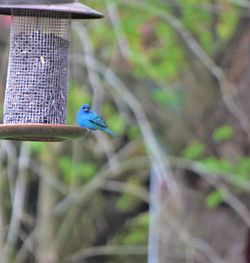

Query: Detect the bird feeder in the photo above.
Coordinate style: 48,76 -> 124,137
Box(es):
0,0 -> 103,141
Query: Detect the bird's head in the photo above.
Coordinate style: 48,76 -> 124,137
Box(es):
82,104 -> 91,113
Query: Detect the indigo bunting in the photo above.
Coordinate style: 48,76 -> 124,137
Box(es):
77,104 -> 115,137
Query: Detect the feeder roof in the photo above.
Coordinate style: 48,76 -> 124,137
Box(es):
0,0 -> 103,19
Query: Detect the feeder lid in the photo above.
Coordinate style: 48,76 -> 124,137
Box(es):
0,124 -> 87,142
0,0 -> 103,19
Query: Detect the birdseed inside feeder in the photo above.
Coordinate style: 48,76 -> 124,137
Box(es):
0,0 -> 103,141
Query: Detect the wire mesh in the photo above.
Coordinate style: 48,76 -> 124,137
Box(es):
4,10 -> 71,124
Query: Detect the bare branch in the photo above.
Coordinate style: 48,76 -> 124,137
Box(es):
124,0 -> 250,136
72,54 -> 182,206
29,160 -> 67,195
36,143 -> 61,263
14,230 -> 36,263
168,157 -> 250,191
73,23 -> 120,171
55,157 -> 149,214
1,141 -> 18,201
106,2 -> 130,58
4,142 -> 30,261
225,0 -> 250,8
0,159 -> 6,262
168,157 -> 250,227
72,23 -> 104,113
101,180 -> 149,203
55,156 -> 148,251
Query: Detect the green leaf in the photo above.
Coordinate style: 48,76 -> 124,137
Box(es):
123,227 -> 147,245
77,162 -> 97,181
122,213 -> 149,245
59,156 -> 73,183
29,142 -> 45,154
108,114 -> 125,134
116,193 -> 138,211
0,106 -> 3,119
234,157 -> 250,178
217,7 -> 241,39
182,141 -> 205,160
151,88 -> 183,109
202,157 -> 231,173
67,82 -> 91,125
127,125 -> 140,139
213,125 -> 234,142
206,190 -> 224,208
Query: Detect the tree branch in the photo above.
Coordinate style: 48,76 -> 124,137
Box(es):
124,0 -> 250,136
4,142 -> 30,261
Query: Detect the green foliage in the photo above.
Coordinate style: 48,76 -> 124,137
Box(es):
217,5 -> 241,39
213,125 -> 234,142
29,142 -> 46,155
234,157 -> 250,179
206,190 -> 224,208
76,162 -> 97,182
179,1 -> 213,51
123,213 -> 149,245
116,180 -> 144,211
182,141 -> 205,160
82,0 -> 240,84
177,0 -> 241,51
67,82 -> 91,125
116,192 -> 138,211
0,106 -> 3,120
113,212 -> 149,245
59,156 -> 97,184
102,103 -> 125,133
0,0 -> 247,260
107,114 -> 125,134
116,4 -> 185,81
59,156 -> 73,184
151,88 -> 183,109
199,156 -> 250,208
127,125 -> 140,140
202,156 -> 232,173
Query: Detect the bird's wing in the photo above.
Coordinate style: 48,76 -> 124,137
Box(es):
88,113 -> 108,128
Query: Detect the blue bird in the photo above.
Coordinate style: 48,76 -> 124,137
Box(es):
77,104 -> 115,137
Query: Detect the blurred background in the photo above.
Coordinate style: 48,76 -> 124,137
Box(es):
0,0 -> 250,262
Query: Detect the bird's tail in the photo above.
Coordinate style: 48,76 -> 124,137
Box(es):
103,128 -> 116,137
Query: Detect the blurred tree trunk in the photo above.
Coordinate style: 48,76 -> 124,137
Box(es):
36,143 -> 61,263
0,167 -> 6,263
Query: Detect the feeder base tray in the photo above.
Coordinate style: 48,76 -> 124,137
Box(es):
0,124 -> 86,142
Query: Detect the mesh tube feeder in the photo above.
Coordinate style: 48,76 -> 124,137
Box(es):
0,0 -> 103,141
